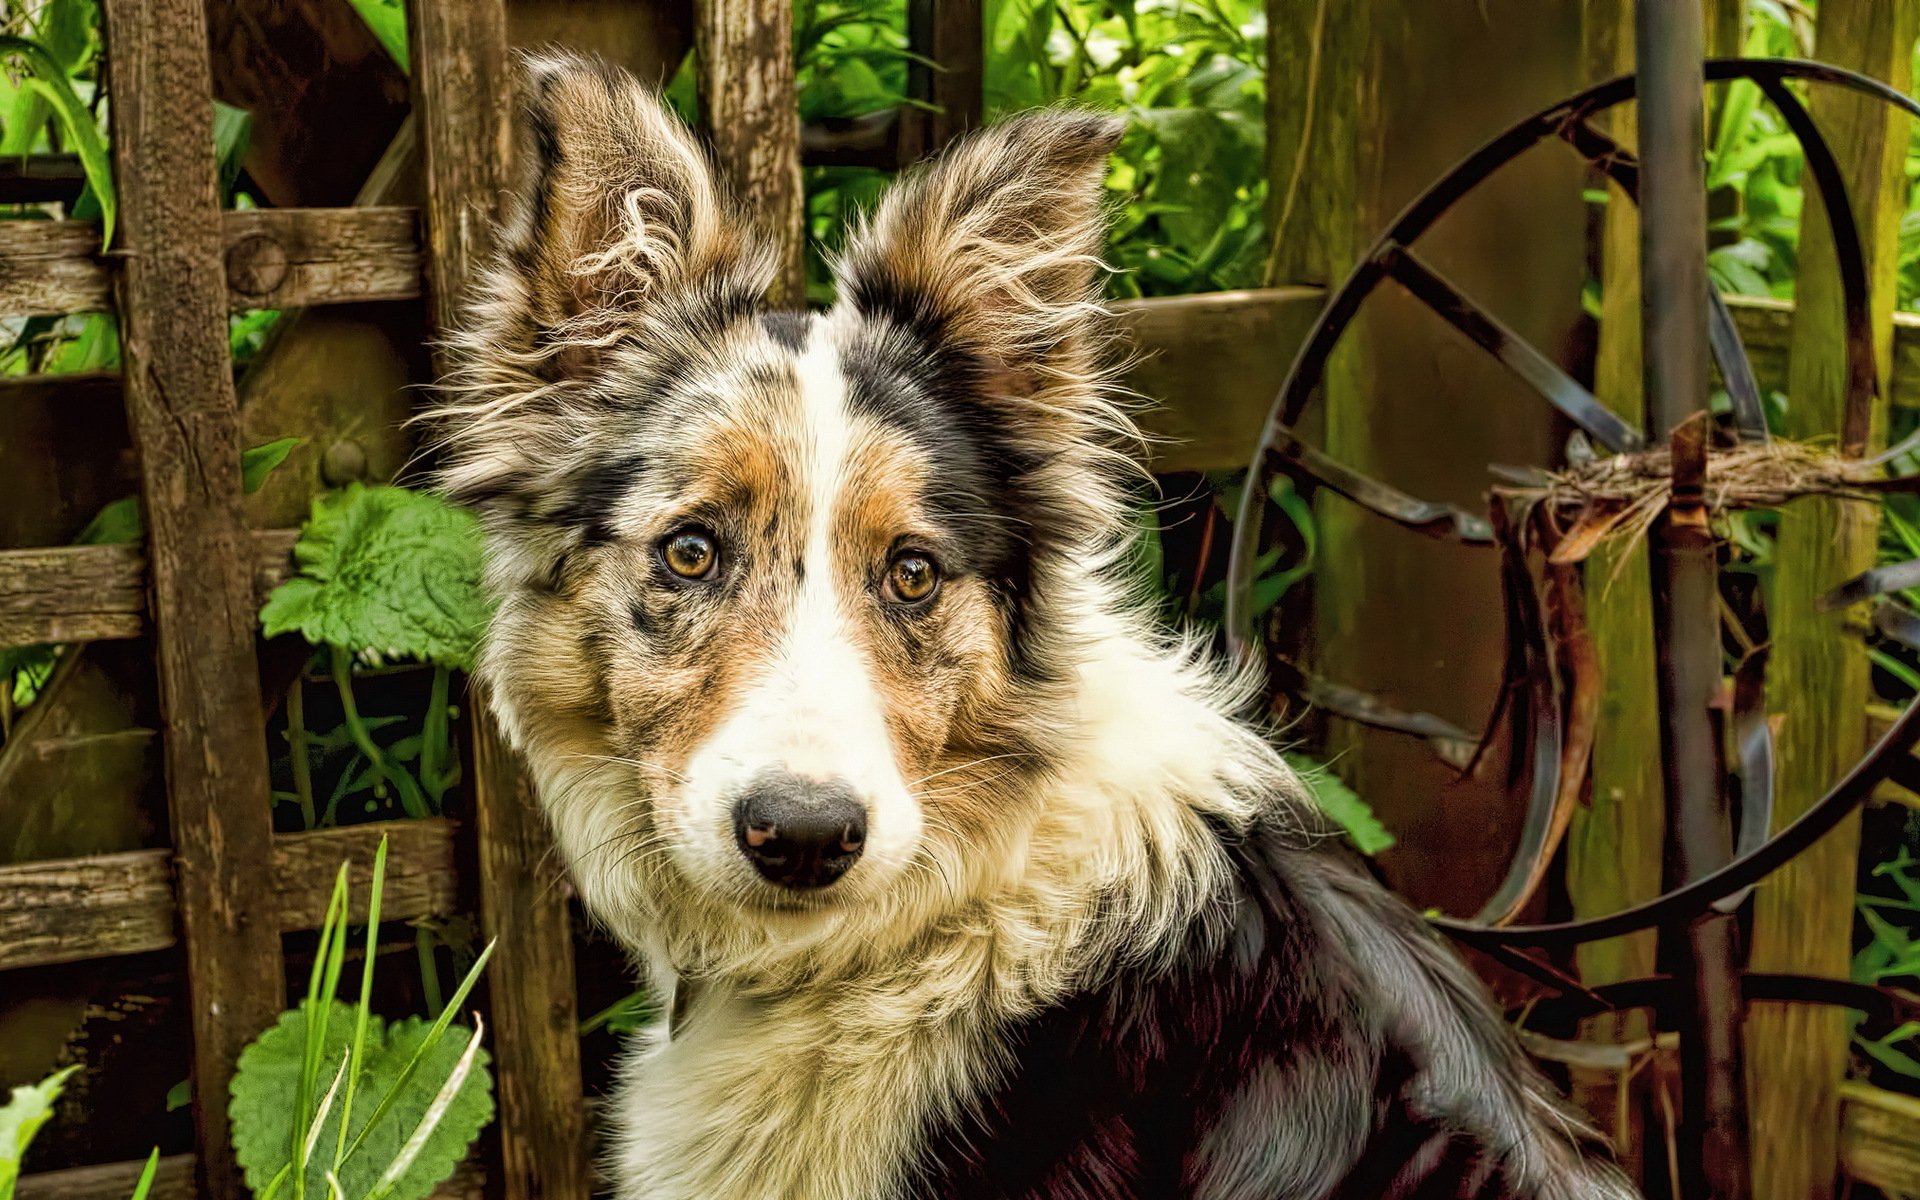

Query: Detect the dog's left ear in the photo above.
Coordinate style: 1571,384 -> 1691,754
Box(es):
832,109 -> 1123,387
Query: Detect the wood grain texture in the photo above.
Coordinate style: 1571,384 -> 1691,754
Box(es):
1746,5 -> 1919,1198
1112,287 -> 1324,474
100,0 -> 287,1193
408,4 -> 590,1197
471,710 -> 590,1200
0,530 -> 297,650
0,818 -> 461,971
1839,1080 -> 1920,1193
899,0 -> 982,162
16,1155 -> 483,1200
407,0 -> 512,341
1562,0 -> 1660,1170
694,0 -> 805,305
0,209 -> 422,317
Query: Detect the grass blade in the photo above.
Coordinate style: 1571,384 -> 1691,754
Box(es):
366,1017 -> 485,1200
333,835 -> 388,1172
126,1148 -> 161,1200
338,939 -> 494,1170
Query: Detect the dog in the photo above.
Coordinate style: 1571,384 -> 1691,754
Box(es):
431,50 -> 1640,1200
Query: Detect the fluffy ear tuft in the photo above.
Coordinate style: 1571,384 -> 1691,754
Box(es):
502,49 -> 771,339
832,109 -> 1124,378
428,52 -> 771,535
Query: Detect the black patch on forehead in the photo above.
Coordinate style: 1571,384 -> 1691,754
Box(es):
759,310 -> 811,351
550,452 -> 645,547
838,319 -> 1058,682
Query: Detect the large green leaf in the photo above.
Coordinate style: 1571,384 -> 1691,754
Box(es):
231,1001 -> 491,1200
260,485 -> 492,670
0,1065 -> 79,1200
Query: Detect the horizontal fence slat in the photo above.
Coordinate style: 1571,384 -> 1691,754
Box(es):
16,1155 -> 483,1200
1841,1080 -> 1920,1192
0,818 -> 461,971
3,290 -> 1915,492
0,530 -> 297,650
0,207 -> 421,318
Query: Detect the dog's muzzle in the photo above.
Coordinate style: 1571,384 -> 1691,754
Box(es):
731,771 -> 867,889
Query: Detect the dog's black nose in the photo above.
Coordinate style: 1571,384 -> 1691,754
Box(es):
732,773 -> 867,889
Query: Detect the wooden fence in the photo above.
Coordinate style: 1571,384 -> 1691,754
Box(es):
4,0 -> 1920,1196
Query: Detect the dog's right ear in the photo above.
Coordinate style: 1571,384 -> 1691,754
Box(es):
500,50 -> 770,341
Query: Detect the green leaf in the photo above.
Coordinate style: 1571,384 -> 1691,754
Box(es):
0,36 -> 114,248
260,484 -> 493,670
127,1148 -> 161,1200
345,0 -> 409,72
0,1065 -> 80,1198
231,1002 -> 492,1200
244,438 -> 303,494
1284,753 -> 1395,855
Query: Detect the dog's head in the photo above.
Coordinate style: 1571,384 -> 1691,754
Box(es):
434,52 -> 1132,965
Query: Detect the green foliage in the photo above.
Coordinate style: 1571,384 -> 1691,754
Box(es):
1284,753 -> 1394,856
261,485 -> 492,673
233,1003 -> 492,1200
580,990 -> 656,1038
0,1065 -> 78,1200
232,840 -> 495,1200
985,0 -> 1269,297
344,0 -> 409,73
0,30 -> 113,247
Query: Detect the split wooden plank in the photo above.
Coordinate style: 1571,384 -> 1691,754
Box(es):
100,0 -> 289,1193
0,818 -> 462,971
1562,0 -> 1662,1171
17,1155 -> 484,1200
407,3 -> 590,1198
694,0 -> 806,306
0,530 -> 298,650
0,208 -> 422,317
1747,4 -> 1920,1197
899,0 -> 983,162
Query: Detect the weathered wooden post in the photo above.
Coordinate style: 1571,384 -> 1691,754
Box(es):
1747,4 -> 1919,1197
99,1 -> 288,1194
407,3 -> 591,1197
694,0 -> 806,306
1262,0 -> 1590,916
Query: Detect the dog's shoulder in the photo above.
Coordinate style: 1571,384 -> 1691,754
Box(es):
914,803 -> 1637,1199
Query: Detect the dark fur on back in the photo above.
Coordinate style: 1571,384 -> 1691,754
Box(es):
917,813 -> 1632,1198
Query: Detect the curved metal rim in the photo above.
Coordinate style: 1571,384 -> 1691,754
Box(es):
1226,57 -> 1920,660
1223,57 -> 1920,951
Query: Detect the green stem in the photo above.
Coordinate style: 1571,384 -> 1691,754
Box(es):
329,645 -> 429,818
419,664 -> 451,813
416,927 -> 444,1016
287,673 -> 316,829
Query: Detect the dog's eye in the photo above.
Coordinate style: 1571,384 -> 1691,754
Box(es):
883,551 -> 940,605
661,529 -> 718,580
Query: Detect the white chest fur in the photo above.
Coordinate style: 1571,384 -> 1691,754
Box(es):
610,981 -> 1001,1200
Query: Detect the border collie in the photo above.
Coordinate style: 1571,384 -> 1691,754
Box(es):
432,50 -> 1639,1200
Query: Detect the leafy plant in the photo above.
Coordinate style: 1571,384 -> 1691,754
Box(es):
231,838 -> 495,1200
261,485 -> 489,823
0,1065 -> 78,1200
0,29 -> 112,246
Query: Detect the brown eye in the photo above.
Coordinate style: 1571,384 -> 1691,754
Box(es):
884,552 -> 940,605
661,529 -> 717,580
